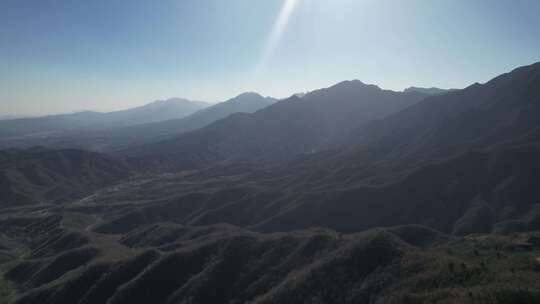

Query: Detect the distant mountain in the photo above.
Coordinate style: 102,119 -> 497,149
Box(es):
403,86 -> 456,95
101,98 -> 209,126
0,98 -> 208,140
96,92 -> 277,148
183,92 -> 277,128
125,81 -> 427,170
0,147 -> 130,207
0,93 -> 274,152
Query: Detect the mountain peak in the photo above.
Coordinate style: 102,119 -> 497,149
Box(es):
332,79 -> 381,91
234,92 -> 264,99
335,79 -> 365,86
223,92 -> 277,105
302,80 -> 382,99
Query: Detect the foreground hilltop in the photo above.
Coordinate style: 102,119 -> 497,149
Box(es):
2,214 -> 539,304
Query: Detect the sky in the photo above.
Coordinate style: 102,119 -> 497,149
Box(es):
1,0 -> 539,116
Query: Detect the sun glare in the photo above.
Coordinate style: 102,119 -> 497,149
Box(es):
256,0 -> 300,74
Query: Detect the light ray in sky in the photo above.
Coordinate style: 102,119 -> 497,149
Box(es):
255,0 -> 300,74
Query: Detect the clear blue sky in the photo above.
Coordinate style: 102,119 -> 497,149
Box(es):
1,0 -> 539,115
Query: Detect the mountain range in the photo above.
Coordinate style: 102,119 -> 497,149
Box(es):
0,98 -> 208,141
124,81 -> 427,170
73,92 -> 278,151
1,62 -> 540,303
0,93 -> 276,152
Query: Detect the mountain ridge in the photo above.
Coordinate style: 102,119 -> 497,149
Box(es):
404,86 -> 456,95
0,93 -> 277,152
0,98 -> 209,140
124,82 -> 428,170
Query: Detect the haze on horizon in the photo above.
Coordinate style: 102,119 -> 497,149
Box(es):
1,0 -> 539,116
